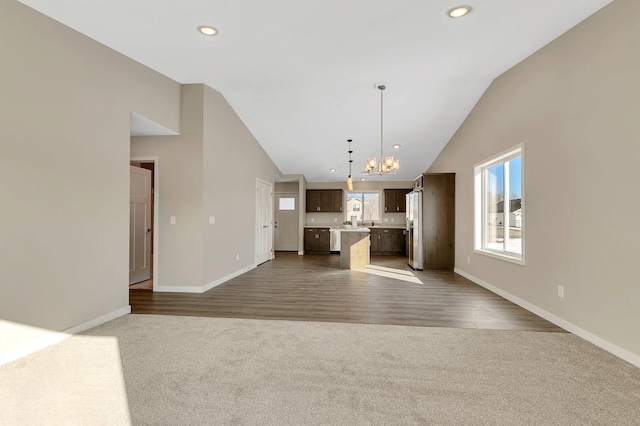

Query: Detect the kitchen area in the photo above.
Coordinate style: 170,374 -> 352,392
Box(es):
295,173 -> 455,271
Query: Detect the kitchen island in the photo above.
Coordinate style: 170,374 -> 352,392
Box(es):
339,228 -> 371,270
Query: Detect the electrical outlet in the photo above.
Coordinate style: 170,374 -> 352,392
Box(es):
236,254 -> 240,261
557,285 -> 564,298
209,216 -> 215,224
334,218 -> 337,222
310,218 -> 314,222
170,216 -> 176,225
467,256 -> 470,264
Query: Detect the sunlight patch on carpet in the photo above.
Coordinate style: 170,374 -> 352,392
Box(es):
0,335 -> 131,425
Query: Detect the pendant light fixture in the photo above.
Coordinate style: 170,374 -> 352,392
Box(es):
347,139 -> 354,190
365,84 -> 399,176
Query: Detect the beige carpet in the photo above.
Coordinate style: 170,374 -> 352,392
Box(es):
2,314 -> 640,425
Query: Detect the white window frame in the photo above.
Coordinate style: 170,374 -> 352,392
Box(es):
474,144 -> 525,265
345,191 -> 381,223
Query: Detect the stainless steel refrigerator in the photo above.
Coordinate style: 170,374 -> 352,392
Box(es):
406,190 -> 423,270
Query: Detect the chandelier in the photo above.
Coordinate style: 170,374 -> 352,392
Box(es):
365,84 -> 399,175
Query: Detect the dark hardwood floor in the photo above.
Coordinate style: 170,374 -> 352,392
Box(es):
129,252 -> 565,332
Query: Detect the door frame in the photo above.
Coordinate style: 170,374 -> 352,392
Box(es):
255,178 -> 274,264
130,156 -> 160,291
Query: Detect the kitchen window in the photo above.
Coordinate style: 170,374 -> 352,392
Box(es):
346,192 -> 380,223
474,144 -> 524,264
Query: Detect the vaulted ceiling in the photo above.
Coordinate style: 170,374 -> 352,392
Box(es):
20,0 -> 612,182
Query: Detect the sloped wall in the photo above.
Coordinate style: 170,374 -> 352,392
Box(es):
0,0 -> 181,357
428,0 -> 640,361
131,84 -> 282,291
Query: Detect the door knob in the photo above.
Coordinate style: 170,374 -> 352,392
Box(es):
147,228 -> 152,233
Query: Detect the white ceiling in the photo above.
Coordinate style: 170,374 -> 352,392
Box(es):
130,112 -> 179,137
20,0 -> 612,182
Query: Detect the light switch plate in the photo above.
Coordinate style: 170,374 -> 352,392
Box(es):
170,216 -> 176,225
209,216 -> 215,224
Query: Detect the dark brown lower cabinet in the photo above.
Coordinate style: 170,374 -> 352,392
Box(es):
304,228 -> 330,254
370,228 -> 406,255
392,230 -> 406,253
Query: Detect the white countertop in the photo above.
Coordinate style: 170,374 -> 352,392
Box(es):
338,227 -> 371,233
304,225 -> 371,232
305,224 -> 404,229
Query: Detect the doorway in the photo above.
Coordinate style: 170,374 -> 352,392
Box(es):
130,158 -> 158,290
274,193 -> 299,251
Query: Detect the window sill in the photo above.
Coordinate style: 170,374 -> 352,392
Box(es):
474,249 -> 525,266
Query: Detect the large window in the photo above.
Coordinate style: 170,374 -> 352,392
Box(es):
346,192 -> 380,223
474,145 -> 524,264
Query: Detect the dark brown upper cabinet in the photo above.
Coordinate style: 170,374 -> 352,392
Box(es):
306,190 -> 343,213
384,189 -> 411,213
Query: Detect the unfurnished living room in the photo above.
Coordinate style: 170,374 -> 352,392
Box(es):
1,0 -> 640,424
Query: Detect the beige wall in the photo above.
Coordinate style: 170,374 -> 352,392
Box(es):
131,84 -> 281,290
428,0 -> 640,360
275,182 -> 299,192
0,0 -> 181,355
131,85 -> 205,290
201,85 -> 281,285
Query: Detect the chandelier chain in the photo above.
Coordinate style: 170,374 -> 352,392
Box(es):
365,84 -> 398,176
380,85 -> 384,161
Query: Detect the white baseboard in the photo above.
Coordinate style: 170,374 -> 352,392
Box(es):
155,265 -> 257,294
154,285 -> 204,293
454,268 -> 640,368
202,264 -> 256,292
0,305 -> 131,366
298,251 -> 304,255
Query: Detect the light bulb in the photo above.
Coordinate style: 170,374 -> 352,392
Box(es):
385,156 -> 394,167
448,6 -> 470,18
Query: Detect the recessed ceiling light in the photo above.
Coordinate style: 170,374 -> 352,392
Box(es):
198,26 -> 217,36
392,144 -> 401,149
360,178 -> 366,181
448,6 -> 471,18
330,168 -> 336,172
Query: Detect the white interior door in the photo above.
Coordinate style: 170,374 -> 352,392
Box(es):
274,193 -> 299,251
256,179 -> 273,265
129,166 -> 152,284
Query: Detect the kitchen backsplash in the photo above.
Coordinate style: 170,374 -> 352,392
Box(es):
306,211 -> 406,226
